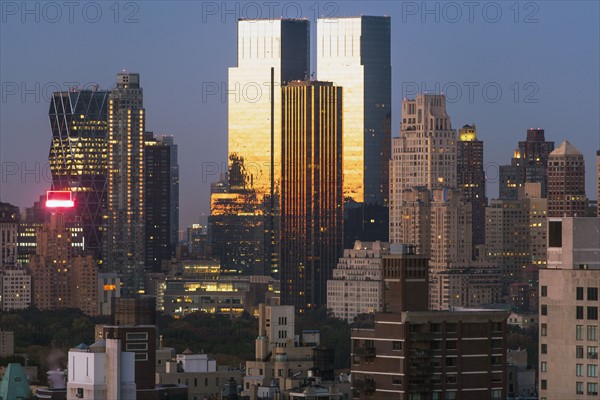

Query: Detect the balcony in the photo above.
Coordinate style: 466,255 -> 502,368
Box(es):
353,347 -> 376,359
353,378 -> 376,394
409,332 -> 438,341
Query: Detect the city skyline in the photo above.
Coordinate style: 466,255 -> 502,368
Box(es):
1,2 -> 599,230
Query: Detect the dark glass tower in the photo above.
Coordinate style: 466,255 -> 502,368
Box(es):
48,89 -> 109,261
144,132 -> 172,272
280,81 -> 343,313
158,135 -> 179,251
457,124 -> 486,250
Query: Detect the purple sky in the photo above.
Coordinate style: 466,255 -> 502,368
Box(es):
1,1 -> 599,229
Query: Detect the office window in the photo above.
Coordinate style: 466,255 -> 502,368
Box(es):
588,326 -> 598,341
588,307 -> 598,320
589,287 -> 599,301
541,343 -> 547,354
576,364 -> 584,376
541,361 -> 547,372
577,306 -> 584,319
588,383 -> 598,395
541,304 -> 547,316
577,287 -> 584,300
541,324 -> 547,336
577,346 -> 585,358
577,325 -> 583,340
588,364 -> 598,377
541,285 -> 547,297
577,382 -> 584,395
541,380 -> 547,390
588,346 -> 598,359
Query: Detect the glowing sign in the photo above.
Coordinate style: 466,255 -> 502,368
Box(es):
46,191 -> 75,208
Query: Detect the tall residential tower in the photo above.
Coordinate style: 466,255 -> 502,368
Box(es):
104,72 -> 146,294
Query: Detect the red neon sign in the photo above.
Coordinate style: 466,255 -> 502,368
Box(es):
46,191 -> 75,208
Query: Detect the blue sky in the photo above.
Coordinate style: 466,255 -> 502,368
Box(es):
1,1 -> 599,228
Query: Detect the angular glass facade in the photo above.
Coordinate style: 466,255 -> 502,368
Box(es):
48,89 -> 109,261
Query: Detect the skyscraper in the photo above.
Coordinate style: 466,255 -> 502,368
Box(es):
457,124 -> 486,249
104,72 -> 145,294
499,128 -> 554,199
317,16 -> 391,245
390,94 -> 457,243
547,140 -> 587,217
228,18 -> 310,277
144,132 -> 172,272
48,89 -> 109,261
228,18 -> 310,199
280,80 -> 343,313
158,135 -> 179,251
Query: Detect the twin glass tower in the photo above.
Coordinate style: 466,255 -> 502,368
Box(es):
228,16 -> 391,205
227,16 -> 391,311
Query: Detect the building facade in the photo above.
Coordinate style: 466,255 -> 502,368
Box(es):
280,80 -> 343,313
104,72 -> 146,294
0,265 -> 31,311
208,154 -> 267,276
547,140 -> 588,217
327,241 -> 390,322
539,217 -> 600,399
28,210 -> 97,315
390,94 -> 457,243
499,128 -> 554,199
66,339 -> 136,400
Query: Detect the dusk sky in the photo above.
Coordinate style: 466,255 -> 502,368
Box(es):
1,1 -> 599,228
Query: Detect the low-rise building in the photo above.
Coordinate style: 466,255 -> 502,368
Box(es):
243,305 -> 328,399
351,244 -> 509,399
157,349 -> 242,400
66,339 -> 136,400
